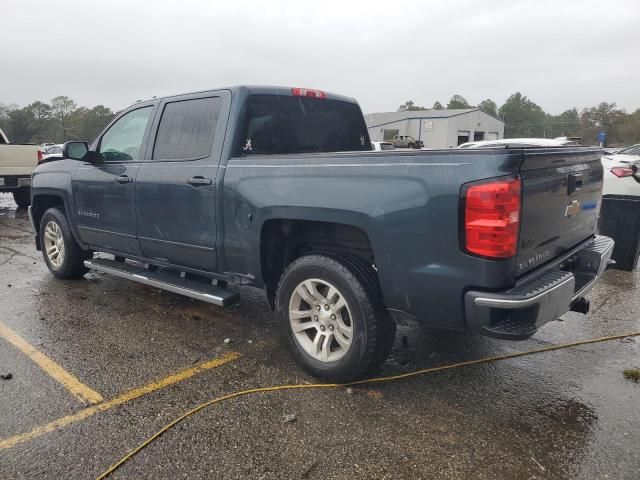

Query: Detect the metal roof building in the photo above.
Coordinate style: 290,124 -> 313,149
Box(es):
364,109 -> 505,149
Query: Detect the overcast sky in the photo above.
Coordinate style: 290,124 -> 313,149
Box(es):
2,0 -> 639,114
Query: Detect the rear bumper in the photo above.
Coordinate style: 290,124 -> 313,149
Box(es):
0,175 -> 31,192
464,235 -> 614,339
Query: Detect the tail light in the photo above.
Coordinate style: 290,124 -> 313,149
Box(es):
610,167 -> 633,177
462,176 -> 522,259
291,87 -> 326,99
37,150 -> 43,164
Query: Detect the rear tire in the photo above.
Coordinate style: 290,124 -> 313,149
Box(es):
12,188 -> 30,208
276,253 -> 395,382
39,207 -> 91,279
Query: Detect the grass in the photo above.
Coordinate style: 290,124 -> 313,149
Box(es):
623,368 -> 640,382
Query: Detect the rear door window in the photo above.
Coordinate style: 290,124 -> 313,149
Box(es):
153,97 -> 221,160
236,94 -> 371,156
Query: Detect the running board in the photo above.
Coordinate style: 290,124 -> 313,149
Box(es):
84,258 -> 239,307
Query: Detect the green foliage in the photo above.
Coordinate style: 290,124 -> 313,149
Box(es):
544,108 -> 581,139
0,97 -> 115,144
579,102 -> 627,145
623,367 -> 640,382
479,99 -> 497,117
432,101 -> 444,110
496,94 -> 636,145
499,92 -> 546,137
398,100 -> 428,112
617,109 -> 640,144
447,94 -> 471,109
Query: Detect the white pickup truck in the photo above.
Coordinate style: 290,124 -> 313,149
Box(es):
0,128 -> 41,207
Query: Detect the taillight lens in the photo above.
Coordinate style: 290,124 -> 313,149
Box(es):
291,87 -> 326,99
610,167 -> 633,177
37,150 -> 43,164
463,176 -> 522,258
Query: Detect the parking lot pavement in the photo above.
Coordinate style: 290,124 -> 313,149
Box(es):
0,193 -> 639,480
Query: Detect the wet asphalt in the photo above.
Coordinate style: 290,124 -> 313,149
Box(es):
0,193 -> 638,480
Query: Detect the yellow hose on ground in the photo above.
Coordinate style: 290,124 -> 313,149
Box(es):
96,331 -> 640,479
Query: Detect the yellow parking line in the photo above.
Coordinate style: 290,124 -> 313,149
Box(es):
0,320 -> 104,404
0,351 -> 240,451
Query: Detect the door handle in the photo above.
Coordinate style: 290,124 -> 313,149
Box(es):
115,175 -> 133,184
188,176 -> 213,186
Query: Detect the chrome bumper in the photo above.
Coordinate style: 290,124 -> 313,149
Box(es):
465,235 -> 615,339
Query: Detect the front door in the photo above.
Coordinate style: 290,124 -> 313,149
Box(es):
135,92 -> 228,272
72,105 -> 154,255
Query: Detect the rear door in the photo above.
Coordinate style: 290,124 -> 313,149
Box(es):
135,91 -> 229,272
72,105 -> 155,255
516,147 -> 603,276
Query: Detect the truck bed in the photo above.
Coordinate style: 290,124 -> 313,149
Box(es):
223,145 -> 603,330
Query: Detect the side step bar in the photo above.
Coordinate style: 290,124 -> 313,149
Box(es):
84,258 -> 239,307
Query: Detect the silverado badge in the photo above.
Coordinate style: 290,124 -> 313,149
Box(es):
565,200 -> 582,217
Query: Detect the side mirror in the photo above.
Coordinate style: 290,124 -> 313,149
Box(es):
61,141 -> 103,163
632,164 -> 640,184
62,141 -> 89,160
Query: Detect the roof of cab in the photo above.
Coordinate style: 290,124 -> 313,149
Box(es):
144,85 -> 358,105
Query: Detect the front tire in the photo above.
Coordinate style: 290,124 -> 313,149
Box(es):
12,188 -> 30,208
39,207 -> 90,279
276,253 -> 395,382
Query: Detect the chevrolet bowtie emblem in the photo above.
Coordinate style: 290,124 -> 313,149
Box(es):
565,200 -> 582,217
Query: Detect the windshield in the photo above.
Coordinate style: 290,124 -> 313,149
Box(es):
616,144 -> 640,155
236,94 -> 371,156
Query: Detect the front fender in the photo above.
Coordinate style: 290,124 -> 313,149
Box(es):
31,161 -> 84,247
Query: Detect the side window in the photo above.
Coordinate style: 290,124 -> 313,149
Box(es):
152,97 -> 221,160
99,107 -> 152,162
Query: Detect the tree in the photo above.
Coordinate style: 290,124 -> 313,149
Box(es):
4,107 -> 37,143
0,97 -> 115,144
447,94 -> 471,109
498,92 -> 546,137
432,101 -> 443,110
479,99 -> 497,117
546,108 -> 580,139
68,105 -> 115,141
27,101 -> 53,143
29,101 -> 52,121
50,95 -> 78,141
398,100 -> 428,112
0,103 -> 9,123
617,108 -> 640,144
579,102 -> 626,145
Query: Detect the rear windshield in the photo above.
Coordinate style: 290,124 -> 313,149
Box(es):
236,94 -> 371,156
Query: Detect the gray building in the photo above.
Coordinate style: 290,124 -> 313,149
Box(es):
365,109 -> 505,148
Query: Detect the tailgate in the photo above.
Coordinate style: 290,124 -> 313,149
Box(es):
0,145 -> 39,175
516,147 -> 603,276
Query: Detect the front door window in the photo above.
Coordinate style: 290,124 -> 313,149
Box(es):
99,107 -> 152,162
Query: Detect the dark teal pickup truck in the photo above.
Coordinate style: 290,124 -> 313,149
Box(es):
29,86 -> 614,381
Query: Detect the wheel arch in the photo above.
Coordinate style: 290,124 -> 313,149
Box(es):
32,191 -> 86,249
258,213 -> 380,309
